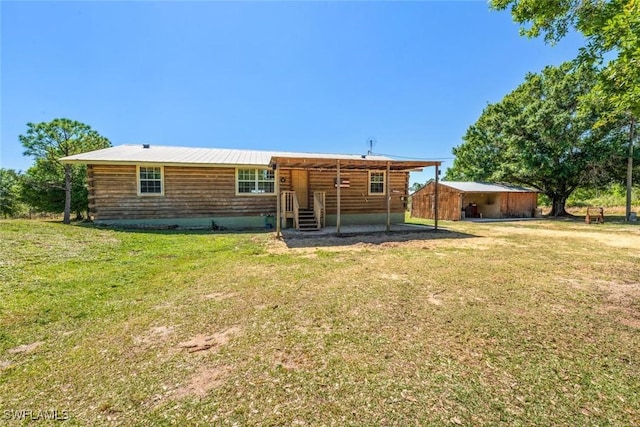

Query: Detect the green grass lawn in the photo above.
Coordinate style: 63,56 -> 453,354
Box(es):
1,219 -> 639,426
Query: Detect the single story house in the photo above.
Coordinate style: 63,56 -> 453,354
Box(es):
61,144 -> 441,233
411,181 -> 538,221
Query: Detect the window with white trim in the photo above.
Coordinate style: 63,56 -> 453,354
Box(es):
237,168 -> 275,194
138,166 -> 163,195
369,171 -> 386,195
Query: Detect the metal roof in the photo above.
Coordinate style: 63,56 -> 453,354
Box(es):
59,144 -> 395,166
59,144 -> 440,170
439,181 -> 537,193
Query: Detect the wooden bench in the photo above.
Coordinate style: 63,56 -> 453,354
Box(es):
585,207 -> 604,224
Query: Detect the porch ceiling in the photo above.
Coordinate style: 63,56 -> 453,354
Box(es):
269,156 -> 441,171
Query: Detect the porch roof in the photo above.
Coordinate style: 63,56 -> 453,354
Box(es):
270,156 -> 441,171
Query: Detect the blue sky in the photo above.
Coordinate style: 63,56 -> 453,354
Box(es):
1,1 -> 585,184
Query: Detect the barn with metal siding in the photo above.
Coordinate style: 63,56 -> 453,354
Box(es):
411,181 -> 538,221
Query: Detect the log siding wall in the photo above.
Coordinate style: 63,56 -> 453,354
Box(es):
308,169 -> 408,214
89,165 -> 281,220
87,165 -> 409,221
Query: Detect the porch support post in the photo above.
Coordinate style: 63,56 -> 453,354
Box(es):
336,160 -> 341,236
434,163 -> 439,231
386,161 -> 391,232
275,166 -> 281,237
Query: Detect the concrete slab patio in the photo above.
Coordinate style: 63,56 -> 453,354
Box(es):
277,223 -> 479,249
280,223 -> 435,238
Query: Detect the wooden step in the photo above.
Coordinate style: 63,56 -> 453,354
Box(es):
297,208 -> 319,230
298,224 -> 319,231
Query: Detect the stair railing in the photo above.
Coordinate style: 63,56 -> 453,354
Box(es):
280,191 -> 300,229
313,191 -> 326,228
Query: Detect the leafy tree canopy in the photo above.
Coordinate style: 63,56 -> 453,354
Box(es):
0,168 -> 22,218
409,182 -> 425,194
447,62 -> 627,216
491,0 -> 640,116
19,118 -> 111,223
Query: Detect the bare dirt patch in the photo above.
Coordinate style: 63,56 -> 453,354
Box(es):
202,292 -> 235,301
173,365 -> 231,398
134,326 -> 175,348
177,326 -> 241,353
8,341 -> 44,354
274,350 -> 310,370
564,278 -> 640,329
427,295 -> 443,306
598,280 -> 640,329
152,302 -> 175,311
270,229 -> 476,252
379,272 -> 405,282
493,226 -> 640,250
0,360 -> 12,370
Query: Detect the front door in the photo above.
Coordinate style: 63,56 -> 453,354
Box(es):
291,170 -> 309,209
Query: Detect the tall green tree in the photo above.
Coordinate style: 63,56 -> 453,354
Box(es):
19,119 -> 111,224
490,0 -> 639,116
409,182 -> 425,194
490,0 -> 639,219
0,168 -> 22,218
447,63 -> 627,216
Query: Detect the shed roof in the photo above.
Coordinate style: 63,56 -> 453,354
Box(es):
438,181 -> 537,193
60,144 -> 440,170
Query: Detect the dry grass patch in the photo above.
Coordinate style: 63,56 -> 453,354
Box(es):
7,341 -> 44,354
1,219 -> 639,425
202,291 -> 236,301
133,326 -> 175,349
173,365 -> 232,399
177,326 -> 242,353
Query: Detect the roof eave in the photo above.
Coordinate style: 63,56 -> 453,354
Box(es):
59,159 -> 269,168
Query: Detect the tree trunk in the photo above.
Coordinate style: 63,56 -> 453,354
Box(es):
626,117 -> 635,221
549,197 -> 568,217
63,164 -> 71,224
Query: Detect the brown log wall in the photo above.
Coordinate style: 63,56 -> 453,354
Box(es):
308,169 -> 408,214
87,165 -> 408,220
88,165 -> 283,220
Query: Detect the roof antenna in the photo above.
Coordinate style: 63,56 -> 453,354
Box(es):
366,137 -> 377,156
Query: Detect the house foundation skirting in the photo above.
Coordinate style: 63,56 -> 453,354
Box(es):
93,215 -> 277,230
324,213 -> 405,226
93,213 -> 406,230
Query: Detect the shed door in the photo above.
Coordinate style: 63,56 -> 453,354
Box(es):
291,170 -> 309,209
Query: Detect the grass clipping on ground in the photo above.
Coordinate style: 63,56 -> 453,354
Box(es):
0,219 -> 639,425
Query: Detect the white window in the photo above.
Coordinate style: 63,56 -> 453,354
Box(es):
237,168 -> 275,194
369,171 -> 386,195
138,166 -> 164,196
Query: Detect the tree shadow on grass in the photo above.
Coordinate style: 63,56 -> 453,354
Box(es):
69,221 -> 480,244
280,227 -> 478,249
73,221 -> 275,236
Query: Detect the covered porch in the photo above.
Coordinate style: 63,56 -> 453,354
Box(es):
270,155 -> 442,236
